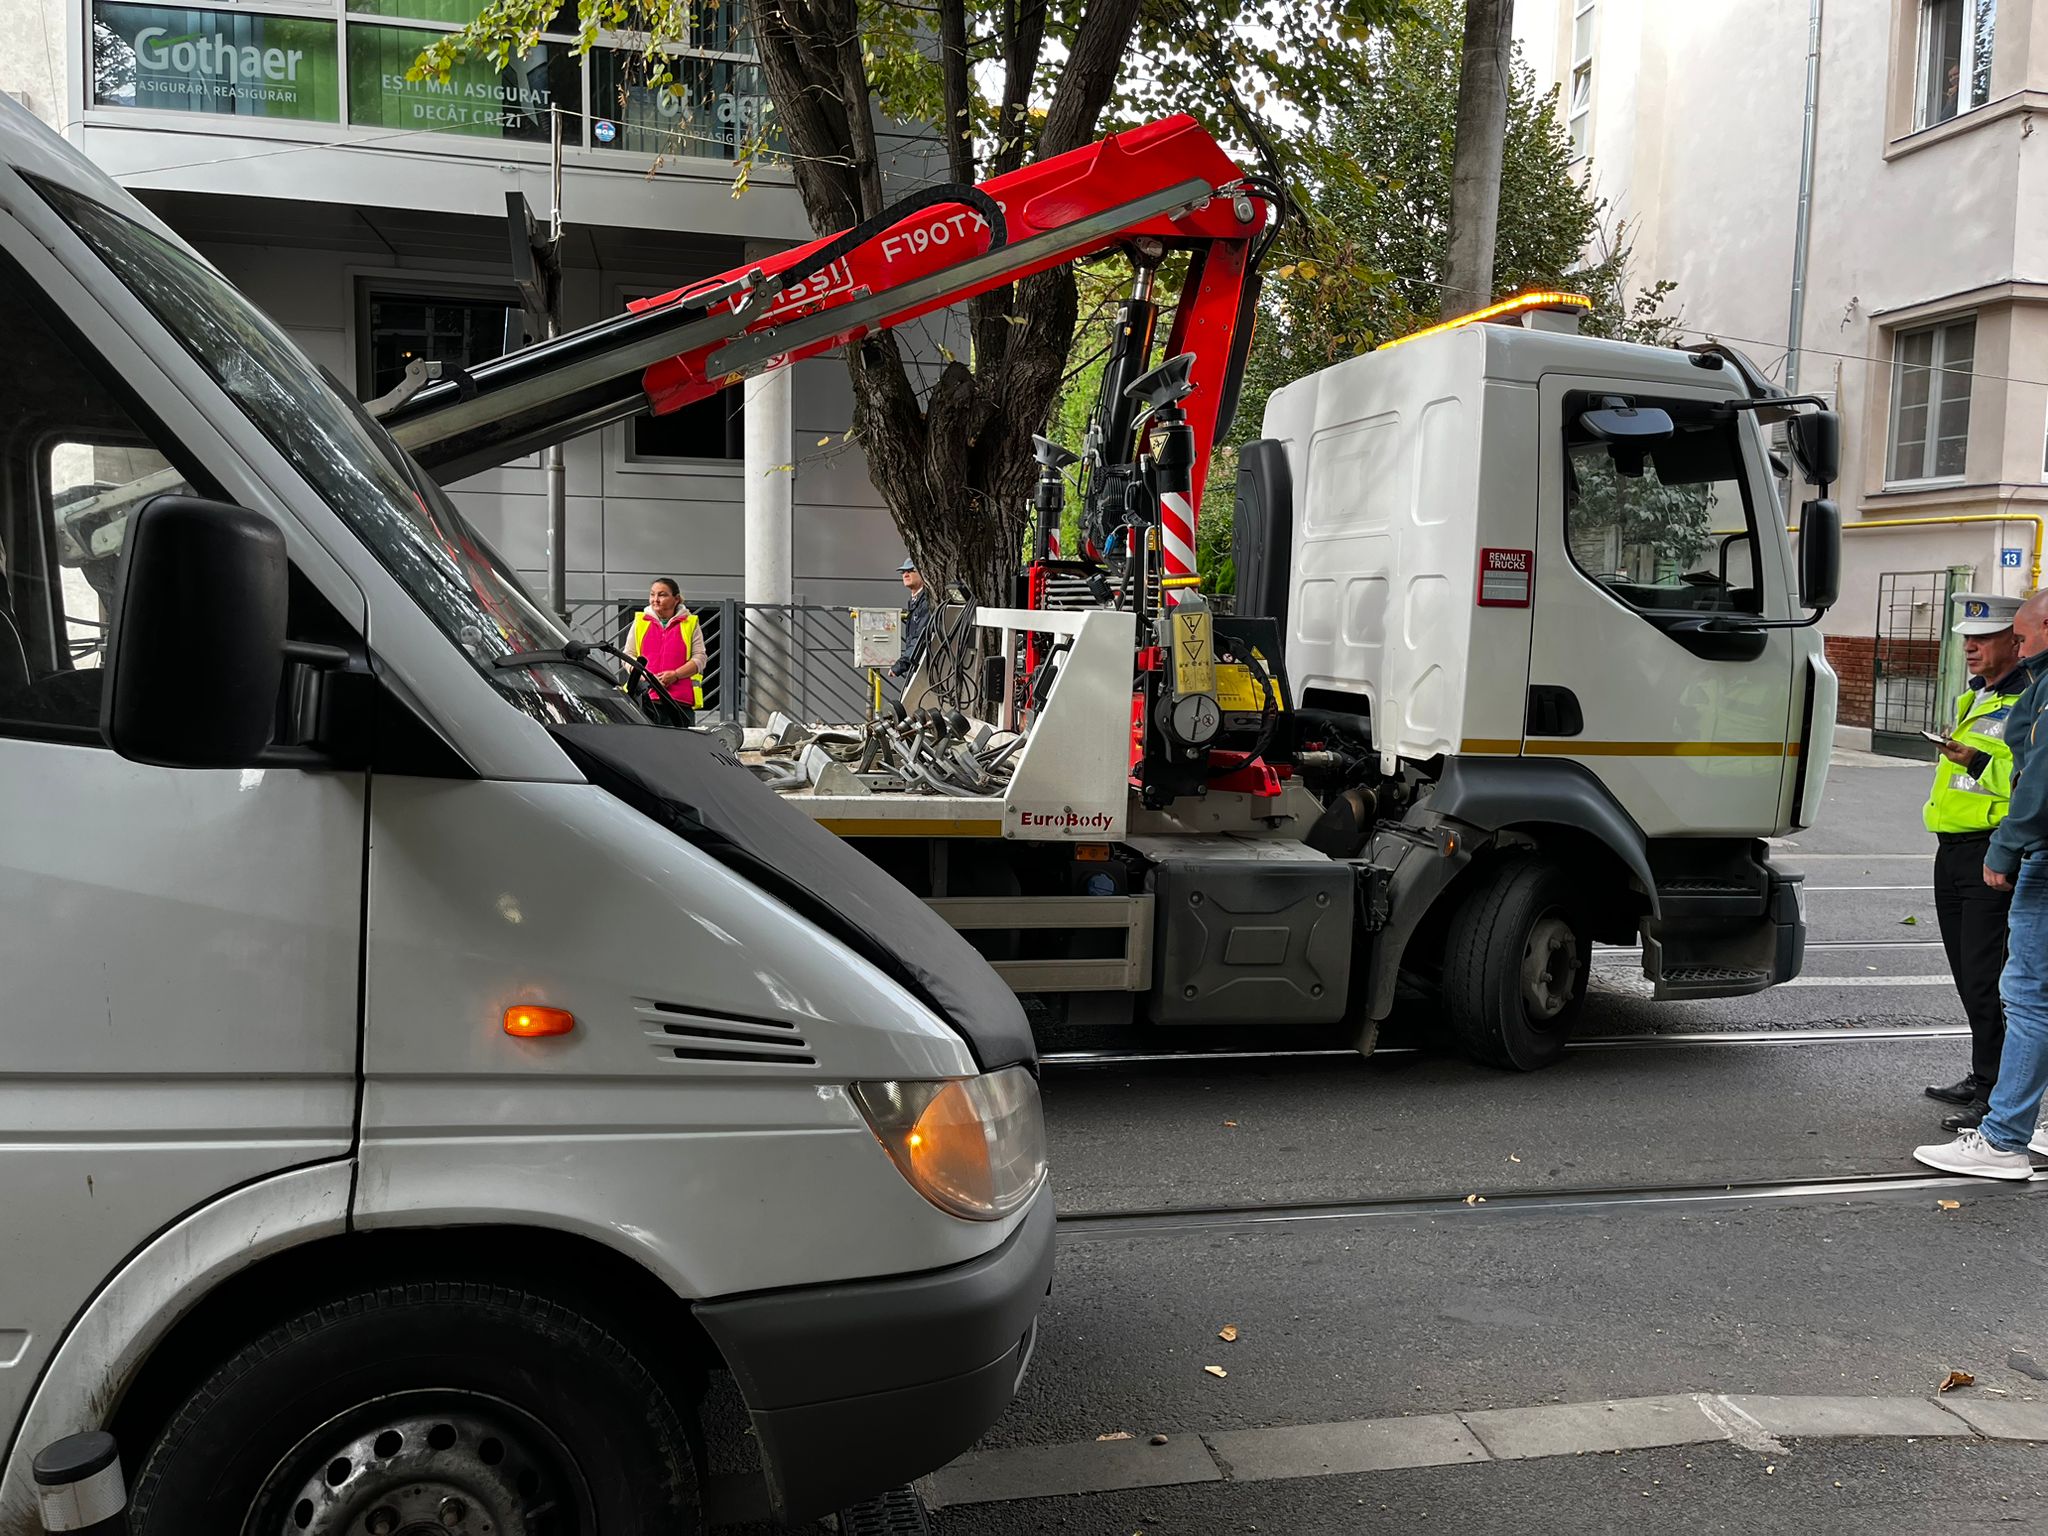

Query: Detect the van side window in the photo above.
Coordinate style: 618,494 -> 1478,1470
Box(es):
1561,394 -> 1763,618
0,267 -> 195,740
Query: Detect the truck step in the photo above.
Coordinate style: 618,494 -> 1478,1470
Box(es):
1653,964 -> 1774,1001
1654,876 -> 1769,919
839,1486 -> 932,1535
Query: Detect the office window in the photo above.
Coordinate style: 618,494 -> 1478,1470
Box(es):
1887,317 -> 1975,484
1568,0 -> 1595,159
1918,0 -> 1996,128
359,288 -> 522,402
631,393 -> 745,462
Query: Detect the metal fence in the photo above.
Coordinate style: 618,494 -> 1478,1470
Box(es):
1870,570 -> 1949,758
564,597 -> 891,725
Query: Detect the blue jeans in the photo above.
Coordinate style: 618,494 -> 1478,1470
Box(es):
1981,856 -> 2048,1152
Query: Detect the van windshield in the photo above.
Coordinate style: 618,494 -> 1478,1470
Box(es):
31,176 -> 644,729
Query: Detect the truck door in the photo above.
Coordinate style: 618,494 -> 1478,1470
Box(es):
0,238 -> 363,1444
1525,374 -> 1798,837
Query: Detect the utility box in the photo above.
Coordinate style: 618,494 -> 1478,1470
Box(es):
1143,838 -> 1352,1025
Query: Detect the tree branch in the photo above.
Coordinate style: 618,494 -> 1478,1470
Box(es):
938,0 -> 974,187
1037,0 -> 1143,159
991,0 -> 1047,178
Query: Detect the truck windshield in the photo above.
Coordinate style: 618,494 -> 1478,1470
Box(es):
31,176 -> 644,729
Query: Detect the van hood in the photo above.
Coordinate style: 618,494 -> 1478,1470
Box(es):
552,723 -> 1034,1073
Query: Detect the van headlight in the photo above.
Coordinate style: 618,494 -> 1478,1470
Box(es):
851,1067 -> 1047,1220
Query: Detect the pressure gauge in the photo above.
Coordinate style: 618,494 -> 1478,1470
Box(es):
1168,692 -> 1223,746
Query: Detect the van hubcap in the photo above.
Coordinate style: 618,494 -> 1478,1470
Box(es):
1520,913 -> 1580,1022
259,1395 -> 586,1536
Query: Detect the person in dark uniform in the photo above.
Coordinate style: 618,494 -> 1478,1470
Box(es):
1921,592 -> 2026,1130
889,556 -> 931,685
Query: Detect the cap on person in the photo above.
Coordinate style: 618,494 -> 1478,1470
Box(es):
1951,592 -> 2021,635
899,557 -> 917,573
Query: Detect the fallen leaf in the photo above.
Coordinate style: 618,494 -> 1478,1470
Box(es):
1938,1199 -> 1962,1210
1096,1431 -> 1133,1441
1203,1365 -> 1228,1378
1939,1370 -> 1975,1393
1901,915 -> 1919,925
1465,1194 -> 1486,1205
1219,1324 -> 1240,1342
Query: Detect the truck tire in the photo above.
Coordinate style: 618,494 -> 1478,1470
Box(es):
129,1280 -> 700,1535
1442,856 -> 1589,1071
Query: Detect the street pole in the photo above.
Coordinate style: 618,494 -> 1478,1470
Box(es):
544,103 -> 568,623
1441,0 -> 1514,319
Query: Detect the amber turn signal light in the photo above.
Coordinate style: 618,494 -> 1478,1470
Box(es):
504,1005 -> 575,1038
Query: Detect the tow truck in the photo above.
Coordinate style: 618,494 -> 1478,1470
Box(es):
377,113 -> 1846,1072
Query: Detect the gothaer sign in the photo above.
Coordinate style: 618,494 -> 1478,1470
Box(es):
93,3 -> 342,121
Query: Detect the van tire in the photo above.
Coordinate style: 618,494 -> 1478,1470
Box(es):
129,1280 -> 699,1535
1442,856 -> 1588,1071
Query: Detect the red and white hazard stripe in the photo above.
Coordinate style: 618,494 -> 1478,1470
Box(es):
1159,490 -> 1197,605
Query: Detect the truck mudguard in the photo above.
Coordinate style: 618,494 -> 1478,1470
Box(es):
1425,755 -> 1659,915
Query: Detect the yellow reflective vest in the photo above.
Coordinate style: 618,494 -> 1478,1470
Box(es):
1922,677 -> 2024,834
627,608 -> 704,708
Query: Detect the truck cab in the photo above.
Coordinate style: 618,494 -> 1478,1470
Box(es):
0,96 -> 1050,1532
1241,310 -> 1841,1066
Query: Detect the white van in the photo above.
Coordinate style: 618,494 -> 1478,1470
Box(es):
0,98 -> 1051,1532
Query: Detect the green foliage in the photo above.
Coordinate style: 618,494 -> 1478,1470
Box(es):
1227,0 -> 1616,449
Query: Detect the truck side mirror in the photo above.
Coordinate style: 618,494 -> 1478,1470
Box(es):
1787,409 -> 1840,488
1577,404 -> 1674,441
101,495 -> 288,768
1798,497 -> 1841,613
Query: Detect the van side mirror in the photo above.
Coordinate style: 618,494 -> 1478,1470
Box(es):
101,496 -> 287,768
1787,409 -> 1840,487
1799,497 -> 1841,614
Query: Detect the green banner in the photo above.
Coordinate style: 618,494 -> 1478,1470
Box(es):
92,3 -> 342,121
344,0 -> 577,28
346,23 -> 580,141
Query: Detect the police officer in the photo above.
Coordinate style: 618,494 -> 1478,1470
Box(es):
1923,591 -> 2027,1129
889,556 -> 931,684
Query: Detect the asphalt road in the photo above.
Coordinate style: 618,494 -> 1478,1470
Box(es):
917,756 -> 2048,1535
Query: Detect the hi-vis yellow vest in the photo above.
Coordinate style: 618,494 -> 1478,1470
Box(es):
627,608 -> 703,708
1923,682 -> 2022,834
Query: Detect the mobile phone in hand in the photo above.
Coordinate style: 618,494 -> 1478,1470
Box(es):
1921,729 -> 1952,746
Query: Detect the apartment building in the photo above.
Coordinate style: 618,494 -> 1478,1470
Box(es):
1518,0 -> 2047,746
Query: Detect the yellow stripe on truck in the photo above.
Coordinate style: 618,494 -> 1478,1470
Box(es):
1459,739 -> 1795,758
818,817 -> 1007,837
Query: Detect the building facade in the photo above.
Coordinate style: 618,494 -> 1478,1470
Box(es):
1,0 -> 919,625
1517,0 -> 2048,742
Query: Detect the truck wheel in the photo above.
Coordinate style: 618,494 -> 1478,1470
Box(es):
129,1281 -> 699,1535
1442,857 -> 1589,1071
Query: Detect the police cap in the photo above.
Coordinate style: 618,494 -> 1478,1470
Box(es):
1950,591 -> 2020,635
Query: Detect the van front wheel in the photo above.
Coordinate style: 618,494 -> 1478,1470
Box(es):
1442,856 -> 1589,1071
130,1281 -> 699,1536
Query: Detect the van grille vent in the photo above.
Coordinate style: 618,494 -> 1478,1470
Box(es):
637,1000 -> 816,1068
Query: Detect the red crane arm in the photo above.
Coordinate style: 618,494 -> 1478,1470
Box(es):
634,113 -> 1264,437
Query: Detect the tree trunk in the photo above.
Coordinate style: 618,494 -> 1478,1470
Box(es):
1441,0 -> 1515,318
752,0 -> 1142,618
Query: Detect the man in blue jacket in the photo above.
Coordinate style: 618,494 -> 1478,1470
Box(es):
1917,589 -> 2048,1179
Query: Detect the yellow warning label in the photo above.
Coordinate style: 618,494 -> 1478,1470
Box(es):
1171,609 -> 1215,696
1215,660 -> 1285,713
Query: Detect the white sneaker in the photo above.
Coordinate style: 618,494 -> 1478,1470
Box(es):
1914,1129 -> 2036,1181
2030,1128 -> 2048,1158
